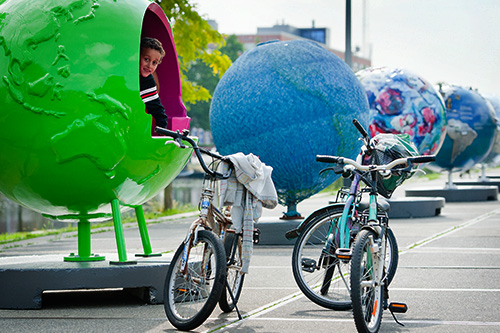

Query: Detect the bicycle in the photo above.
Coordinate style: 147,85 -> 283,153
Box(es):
316,122 -> 435,333
287,119 -> 434,332
287,119 -> 400,311
155,127 -> 246,331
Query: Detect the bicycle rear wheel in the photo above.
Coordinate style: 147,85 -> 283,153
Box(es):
164,230 -> 226,331
351,229 -> 384,333
291,206 -> 353,310
219,232 -> 245,312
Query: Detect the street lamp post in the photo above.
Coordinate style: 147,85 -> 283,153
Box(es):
345,0 -> 352,68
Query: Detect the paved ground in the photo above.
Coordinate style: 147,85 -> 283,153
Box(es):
1,171 -> 500,332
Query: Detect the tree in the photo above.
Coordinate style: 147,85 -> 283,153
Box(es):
155,1 -> 234,211
155,0 -> 232,105
186,34 -> 244,129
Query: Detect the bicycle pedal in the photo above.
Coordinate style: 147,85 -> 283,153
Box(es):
253,228 -> 261,244
301,258 -> 317,273
388,302 -> 408,313
285,228 -> 299,240
335,248 -> 352,260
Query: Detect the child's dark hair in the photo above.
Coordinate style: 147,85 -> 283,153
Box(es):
140,37 -> 165,60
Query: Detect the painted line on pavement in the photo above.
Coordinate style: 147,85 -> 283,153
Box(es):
247,317 -> 500,326
403,207 -> 500,252
411,246 -> 500,252
398,265 -> 500,269
391,287 -> 500,292
203,291 -> 305,333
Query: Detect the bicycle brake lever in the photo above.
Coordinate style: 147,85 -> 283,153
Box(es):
165,140 -> 181,148
319,166 -> 343,175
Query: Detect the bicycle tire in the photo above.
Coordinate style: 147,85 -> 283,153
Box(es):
219,232 -> 245,312
351,229 -> 384,333
164,230 -> 227,331
385,228 -> 398,285
291,206 -> 353,310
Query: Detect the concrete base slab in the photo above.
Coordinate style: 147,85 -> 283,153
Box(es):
253,195 -> 447,245
0,254 -> 170,309
452,179 -> 500,190
406,185 -> 498,202
387,196 -> 445,218
255,217 -> 302,246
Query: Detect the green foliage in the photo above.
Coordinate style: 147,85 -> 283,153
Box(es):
186,34 -> 244,129
0,227 -> 78,244
155,0 -> 232,105
220,34 -> 244,62
0,204 -> 197,245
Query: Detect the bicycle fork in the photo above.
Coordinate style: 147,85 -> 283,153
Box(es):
369,229 -> 407,326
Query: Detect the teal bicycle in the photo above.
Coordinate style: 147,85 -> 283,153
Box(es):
287,119 -> 434,332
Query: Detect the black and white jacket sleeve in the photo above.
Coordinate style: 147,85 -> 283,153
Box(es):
140,74 -> 168,128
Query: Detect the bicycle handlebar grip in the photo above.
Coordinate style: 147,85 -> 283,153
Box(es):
352,119 -> 369,139
155,126 -> 176,137
409,155 -> 436,164
316,155 -> 341,164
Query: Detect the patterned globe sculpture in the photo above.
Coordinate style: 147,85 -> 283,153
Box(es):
434,85 -> 498,171
210,40 -> 369,217
357,67 -> 446,155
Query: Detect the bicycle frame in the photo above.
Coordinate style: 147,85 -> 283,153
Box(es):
179,175 -> 232,276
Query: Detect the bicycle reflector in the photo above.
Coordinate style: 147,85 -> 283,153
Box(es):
388,302 -> 408,313
335,248 -> 352,260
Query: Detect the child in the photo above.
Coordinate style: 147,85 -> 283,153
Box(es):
140,37 -> 168,129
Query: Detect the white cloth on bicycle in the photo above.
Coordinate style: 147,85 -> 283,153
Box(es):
220,153 -> 278,273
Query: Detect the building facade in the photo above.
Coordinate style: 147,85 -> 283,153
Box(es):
236,23 -> 371,72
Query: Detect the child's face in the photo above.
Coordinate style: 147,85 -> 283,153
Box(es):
139,48 -> 162,78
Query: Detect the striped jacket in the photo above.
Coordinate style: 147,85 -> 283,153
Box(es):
140,74 -> 168,128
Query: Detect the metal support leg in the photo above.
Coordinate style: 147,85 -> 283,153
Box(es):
110,199 -> 136,265
135,205 -> 161,257
64,218 -> 105,262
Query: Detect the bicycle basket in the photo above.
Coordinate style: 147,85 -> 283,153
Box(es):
368,133 -> 419,198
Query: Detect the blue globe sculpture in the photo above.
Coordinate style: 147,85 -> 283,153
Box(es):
357,67 -> 446,155
434,85 -> 498,171
210,40 -> 369,217
482,94 -> 500,165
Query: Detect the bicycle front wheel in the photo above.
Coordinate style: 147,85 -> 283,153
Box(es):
291,206 -> 353,310
164,230 -> 227,331
219,232 -> 245,312
351,229 -> 384,333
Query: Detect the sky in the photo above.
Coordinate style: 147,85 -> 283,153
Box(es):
194,0 -> 500,96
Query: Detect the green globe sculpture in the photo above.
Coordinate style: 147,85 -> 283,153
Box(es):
0,0 -> 192,263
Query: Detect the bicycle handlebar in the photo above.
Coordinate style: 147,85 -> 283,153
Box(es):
407,155 -> 436,164
316,154 -> 436,172
316,155 -> 342,164
155,126 -> 232,179
352,119 -> 369,141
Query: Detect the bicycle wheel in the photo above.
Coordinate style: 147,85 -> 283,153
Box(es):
164,230 -> 227,331
351,229 -> 384,333
291,206 -> 353,310
385,228 -> 398,285
219,232 -> 245,312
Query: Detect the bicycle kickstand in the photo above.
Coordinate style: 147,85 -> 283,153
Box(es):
226,277 -> 243,320
385,284 -> 407,327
